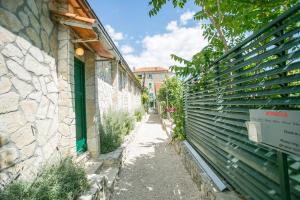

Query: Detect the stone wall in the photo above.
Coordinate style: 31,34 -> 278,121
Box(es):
0,0 -> 60,184
0,0 -> 142,186
96,60 -> 141,116
0,0 -> 57,57
96,60 -> 114,117
85,51 -> 99,158
56,23 -> 77,157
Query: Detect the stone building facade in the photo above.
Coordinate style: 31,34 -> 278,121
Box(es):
0,0 -> 141,185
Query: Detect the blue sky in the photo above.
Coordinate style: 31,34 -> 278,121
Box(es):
88,0 -> 207,68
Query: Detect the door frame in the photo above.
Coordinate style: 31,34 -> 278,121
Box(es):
74,57 -> 87,153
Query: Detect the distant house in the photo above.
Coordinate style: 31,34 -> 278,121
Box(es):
134,67 -> 173,108
0,0 -> 141,183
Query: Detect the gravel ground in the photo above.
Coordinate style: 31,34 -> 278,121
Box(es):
112,113 -> 201,200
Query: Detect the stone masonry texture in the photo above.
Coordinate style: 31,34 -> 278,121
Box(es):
0,0 -> 142,187
0,0 -> 59,184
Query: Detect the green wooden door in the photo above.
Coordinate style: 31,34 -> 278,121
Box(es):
74,58 -> 87,153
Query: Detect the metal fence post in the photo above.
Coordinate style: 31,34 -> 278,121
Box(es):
275,19 -> 291,200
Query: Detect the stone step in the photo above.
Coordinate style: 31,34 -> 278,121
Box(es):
100,166 -> 120,191
98,148 -> 123,168
78,174 -> 106,200
76,152 -> 91,166
85,160 -> 103,175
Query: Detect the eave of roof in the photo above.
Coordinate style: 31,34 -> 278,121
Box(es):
81,0 -> 142,89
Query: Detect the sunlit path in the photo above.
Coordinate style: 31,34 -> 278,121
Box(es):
112,113 -> 201,200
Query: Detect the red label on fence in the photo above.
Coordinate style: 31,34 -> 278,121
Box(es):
166,107 -> 176,113
265,111 -> 288,118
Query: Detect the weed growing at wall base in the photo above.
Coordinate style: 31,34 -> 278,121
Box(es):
0,158 -> 89,200
134,107 -> 145,122
100,109 -> 135,153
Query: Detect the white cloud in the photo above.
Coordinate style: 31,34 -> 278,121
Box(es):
180,11 -> 195,25
121,45 -> 134,54
105,25 -> 124,45
166,21 -> 178,31
124,20 -> 207,68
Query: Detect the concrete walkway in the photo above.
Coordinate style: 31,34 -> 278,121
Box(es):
112,113 -> 201,200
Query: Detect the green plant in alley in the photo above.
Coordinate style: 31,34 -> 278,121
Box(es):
0,158 -> 89,200
124,112 -> 135,135
157,77 -> 185,140
100,109 -> 135,153
134,107 -> 145,122
0,181 -> 28,200
142,88 -> 150,111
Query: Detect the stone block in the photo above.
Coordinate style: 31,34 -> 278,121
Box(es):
0,111 -> 26,133
24,54 -> 49,75
58,123 -> 70,136
11,123 -> 35,148
48,116 -> 58,137
0,0 -> 23,12
11,77 -> 33,98
32,76 -> 41,90
36,95 -> 49,119
6,59 -> 31,81
29,46 -> 44,63
85,161 -> 103,174
39,76 -> 47,94
0,26 -> 16,44
99,148 -> 123,168
36,119 -> 52,144
0,54 -> 8,76
26,27 -> 41,48
215,192 -> 241,200
28,91 -> 42,102
0,132 -> 9,147
0,8 -> 24,32
18,11 -> 29,27
20,100 -> 38,122
47,93 -> 58,104
100,166 -> 120,190
0,92 -> 19,114
2,43 -> 23,63
42,142 -> 55,160
40,15 -> 54,35
46,81 -> 58,93
41,30 -> 50,53
27,0 -> 39,18
16,37 -> 31,53
0,77 -> 12,94
22,141 -> 36,158
28,12 -> 40,34
0,147 -> 19,169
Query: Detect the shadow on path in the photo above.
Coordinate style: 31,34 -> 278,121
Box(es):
112,114 -> 201,200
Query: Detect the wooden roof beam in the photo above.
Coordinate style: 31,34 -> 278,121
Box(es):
51,10 -> 95,24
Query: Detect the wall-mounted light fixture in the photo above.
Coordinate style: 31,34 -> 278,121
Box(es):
75,47 -> 84,56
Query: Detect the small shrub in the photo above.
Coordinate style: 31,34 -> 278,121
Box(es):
29,158 -> 89,200
0,181 -> 28,200
0,158 -> 89,200
124,113 -> 135,135
134,107 -> 144,122
100,109 -> 135,153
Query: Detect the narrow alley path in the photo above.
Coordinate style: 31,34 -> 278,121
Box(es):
112,113 -> 201,200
